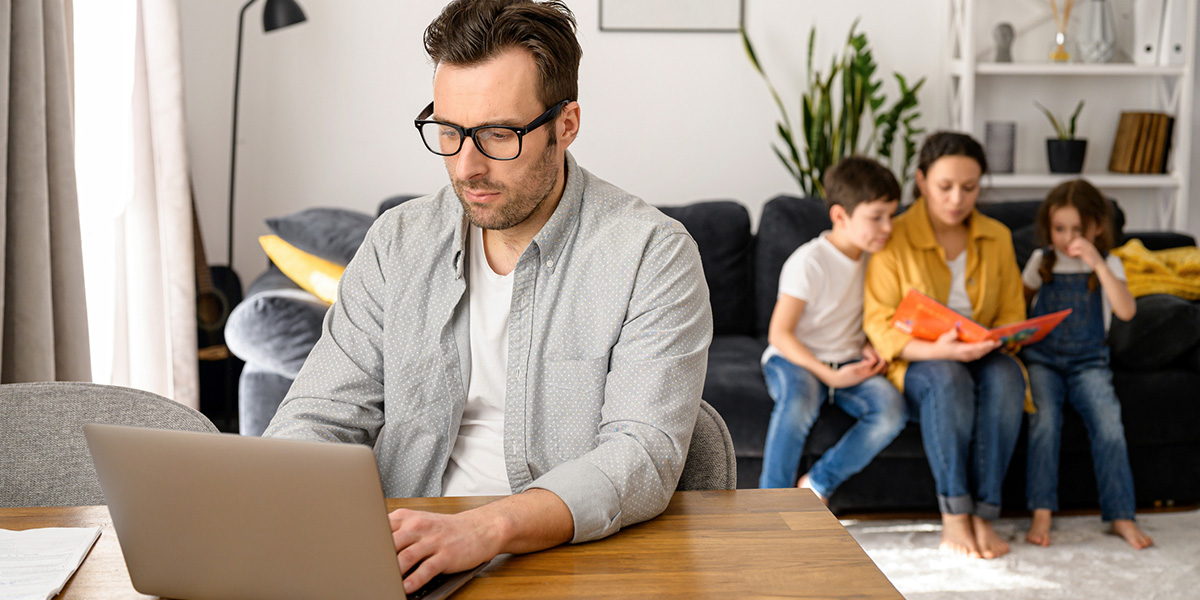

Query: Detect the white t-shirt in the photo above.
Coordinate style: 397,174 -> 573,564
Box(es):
441,225 -> 513,497
1022,248 -> 1126,332
762,232 -> 866,365
946,252 -> 973,317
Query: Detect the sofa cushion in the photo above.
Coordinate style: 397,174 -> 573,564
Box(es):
1109,294 -> 1200,370
754,196 -> 833,336
266,207 -> 374,266
702,335 -> 772,460
657,201 -> 756,336
1114,369 -> 1200,447
976,198 -> 1126,238
1011,224 -> 1039,270
377,194 -> 421,216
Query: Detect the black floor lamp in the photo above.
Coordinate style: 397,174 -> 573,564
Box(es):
228,0 -> 307,271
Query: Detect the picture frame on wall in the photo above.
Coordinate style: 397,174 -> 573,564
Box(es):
599,0 -> 743,33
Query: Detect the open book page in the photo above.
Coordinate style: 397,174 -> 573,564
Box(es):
891,289 -> 1071,347
0,526 -> 101,600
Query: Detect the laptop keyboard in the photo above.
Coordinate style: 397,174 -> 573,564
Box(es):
407,573 -> 452,600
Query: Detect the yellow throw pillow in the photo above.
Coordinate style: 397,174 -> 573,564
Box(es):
259,235 -> 345,304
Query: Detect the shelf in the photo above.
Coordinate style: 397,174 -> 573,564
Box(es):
984,173 -> 1180,188
950,60 -> 1186,77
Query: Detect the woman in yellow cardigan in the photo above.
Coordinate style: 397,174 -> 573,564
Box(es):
864,132 -> 1027,560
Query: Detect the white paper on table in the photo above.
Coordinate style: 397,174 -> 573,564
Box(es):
0,527 -> 102,600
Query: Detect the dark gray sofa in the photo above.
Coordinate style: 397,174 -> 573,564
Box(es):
665,195 -> 1200,516
227,194 -> 1200,516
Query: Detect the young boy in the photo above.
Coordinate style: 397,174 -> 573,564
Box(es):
759,156 -> 906,502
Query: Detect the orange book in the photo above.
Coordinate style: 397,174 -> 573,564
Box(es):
891,289 -> 1071,348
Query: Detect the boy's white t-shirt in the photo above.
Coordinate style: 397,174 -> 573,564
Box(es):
762,232 -> 867,365
441,225 -> 513,497
1022,247 -> 1126,332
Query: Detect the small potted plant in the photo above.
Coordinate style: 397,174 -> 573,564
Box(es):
1036,100 -> 1086,173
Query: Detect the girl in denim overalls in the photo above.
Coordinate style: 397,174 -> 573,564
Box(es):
1021,179 -> 1153,549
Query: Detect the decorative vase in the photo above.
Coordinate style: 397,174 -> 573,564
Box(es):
1047,139 -> 1087,173
1079,0 -> 1117,63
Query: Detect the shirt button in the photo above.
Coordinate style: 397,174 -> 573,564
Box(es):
546,259 -> 554,268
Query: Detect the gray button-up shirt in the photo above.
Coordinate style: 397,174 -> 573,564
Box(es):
264,153 -> 712,543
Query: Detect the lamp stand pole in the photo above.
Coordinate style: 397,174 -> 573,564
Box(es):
228,0 -> 259,269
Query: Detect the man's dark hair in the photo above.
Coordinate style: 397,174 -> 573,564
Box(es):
822,156 -> 901,214
424,0 -> 581,110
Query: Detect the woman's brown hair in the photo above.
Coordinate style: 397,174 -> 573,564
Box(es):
1036,178 -> 1114,291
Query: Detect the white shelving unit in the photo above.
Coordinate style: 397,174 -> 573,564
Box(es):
949,0 -> 1196,229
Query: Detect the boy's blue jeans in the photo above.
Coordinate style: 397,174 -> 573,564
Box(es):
904,352 -> 1025,520
759,355 -> 906,497
1024,355 -> 1136,522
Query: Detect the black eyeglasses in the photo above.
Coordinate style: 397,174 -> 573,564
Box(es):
414,100 -> 569,161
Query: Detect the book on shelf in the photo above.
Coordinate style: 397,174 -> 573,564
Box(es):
891,289 -> 1071,348
1109,111 -> 1173,174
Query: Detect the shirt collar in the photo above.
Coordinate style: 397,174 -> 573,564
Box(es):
527,151 -> 584,273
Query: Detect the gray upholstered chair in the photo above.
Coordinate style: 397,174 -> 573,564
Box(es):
676,400 -> 737,491
0,381 -> 218,507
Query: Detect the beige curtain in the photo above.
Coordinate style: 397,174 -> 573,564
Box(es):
0,0 -> 91,383
105,0 -> 197,407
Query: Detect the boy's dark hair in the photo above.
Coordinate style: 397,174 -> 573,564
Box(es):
1036,178 -> 1114,292
424,0 -> 581,110
822,156 -> 901,214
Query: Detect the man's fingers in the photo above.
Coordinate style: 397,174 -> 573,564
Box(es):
395,534 -> 441,580
402,556 -> 445,595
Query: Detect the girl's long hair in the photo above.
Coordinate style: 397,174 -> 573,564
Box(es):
1036,179 -> 1114,292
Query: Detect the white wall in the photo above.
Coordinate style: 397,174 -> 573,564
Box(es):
180,0 -> 1199,285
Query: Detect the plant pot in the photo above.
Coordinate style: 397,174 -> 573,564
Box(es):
1047,138 -> 1087,173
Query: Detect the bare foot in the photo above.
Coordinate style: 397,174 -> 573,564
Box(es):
1026,509 -> 1052,547
797,473 -> 829,506
1111,519 -> 1154,549
972,515 -> 1011,559
939,514 -> 981,558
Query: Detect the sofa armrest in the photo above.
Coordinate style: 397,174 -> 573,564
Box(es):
225,287 -> 329,379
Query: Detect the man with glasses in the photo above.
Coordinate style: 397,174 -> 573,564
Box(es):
264,0 -> 711,594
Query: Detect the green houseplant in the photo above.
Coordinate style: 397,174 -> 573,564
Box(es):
742,21 -> 925,197
1036,100 -> 1087,173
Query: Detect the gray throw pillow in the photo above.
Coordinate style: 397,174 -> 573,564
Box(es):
266,208 -> 374,266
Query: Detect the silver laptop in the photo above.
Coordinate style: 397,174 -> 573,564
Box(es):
84,423 -> 485,600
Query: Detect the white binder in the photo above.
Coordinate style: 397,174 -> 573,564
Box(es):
1157,0 -> 1187,65
1133,0 -> 1167,66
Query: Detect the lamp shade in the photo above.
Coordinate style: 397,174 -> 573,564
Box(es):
263,0 -> 306,32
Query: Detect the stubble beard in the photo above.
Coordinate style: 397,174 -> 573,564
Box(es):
452,138 -> 559,231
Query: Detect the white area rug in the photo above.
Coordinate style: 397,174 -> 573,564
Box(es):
842,509 -> 1200,599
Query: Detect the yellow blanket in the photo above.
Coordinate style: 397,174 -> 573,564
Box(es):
1111,239 -> 1200,300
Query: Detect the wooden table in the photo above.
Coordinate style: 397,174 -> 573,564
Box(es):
1,488 -> 900,599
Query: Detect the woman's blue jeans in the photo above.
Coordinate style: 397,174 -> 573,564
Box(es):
1024,357 -> 1136,521
904,352 -> 1025,520
759,355 -> 907,497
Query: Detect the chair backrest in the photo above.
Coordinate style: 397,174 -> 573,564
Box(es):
677,400 -> 737,491
0,382 -> 218,507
